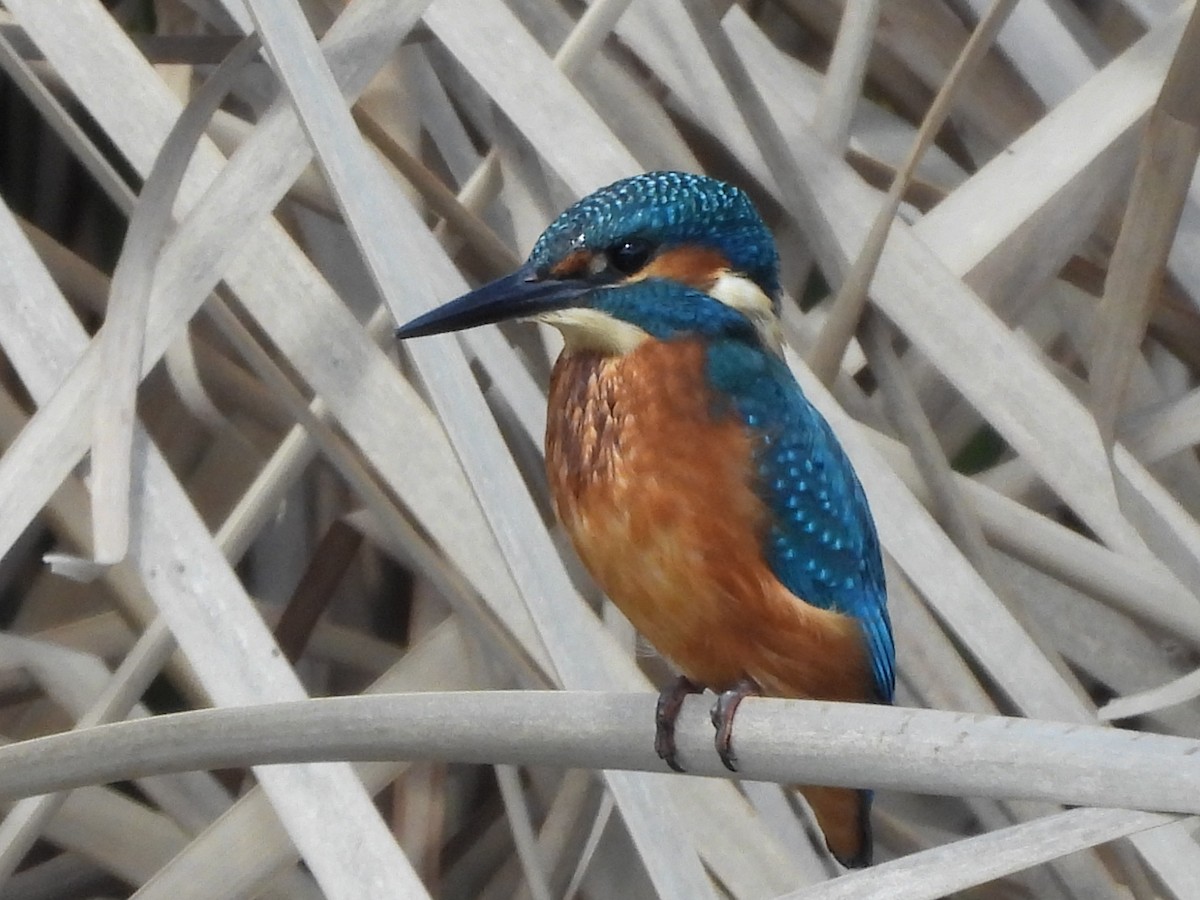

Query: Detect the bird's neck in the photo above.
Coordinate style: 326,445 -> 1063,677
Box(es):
706,272 -> 783,356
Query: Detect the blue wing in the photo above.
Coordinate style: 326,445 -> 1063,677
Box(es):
707,341 -> 895,703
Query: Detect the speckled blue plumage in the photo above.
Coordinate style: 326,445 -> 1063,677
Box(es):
706,337 -> 895,703
530,171 -> 781,300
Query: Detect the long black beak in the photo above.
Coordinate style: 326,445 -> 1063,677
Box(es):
396,265 -> 592,339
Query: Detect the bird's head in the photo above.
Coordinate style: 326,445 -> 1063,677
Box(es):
397,171 -> 782,354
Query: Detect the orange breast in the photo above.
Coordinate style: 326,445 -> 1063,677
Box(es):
545,339 -> 872,703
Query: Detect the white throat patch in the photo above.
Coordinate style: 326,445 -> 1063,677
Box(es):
535,307 -> 650,355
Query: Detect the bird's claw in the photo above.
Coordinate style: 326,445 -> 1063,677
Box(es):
655,675 -> 703,772
711,678 -> 760,772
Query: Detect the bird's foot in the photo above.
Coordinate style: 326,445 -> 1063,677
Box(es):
711,677 -> 761,772
655,676 -> 704,772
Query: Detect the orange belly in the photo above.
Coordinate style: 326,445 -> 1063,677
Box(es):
545,339 -> 871,703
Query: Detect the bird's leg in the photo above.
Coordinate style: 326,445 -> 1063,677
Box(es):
712,677 -> 761,772
655,675 -> 704,772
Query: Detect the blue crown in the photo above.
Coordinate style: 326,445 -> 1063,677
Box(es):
529,171 -> 780,301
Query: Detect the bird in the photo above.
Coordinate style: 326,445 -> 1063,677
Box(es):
396,171 -> 894,868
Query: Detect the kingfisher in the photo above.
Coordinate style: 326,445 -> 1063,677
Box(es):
397,171 -> 894,868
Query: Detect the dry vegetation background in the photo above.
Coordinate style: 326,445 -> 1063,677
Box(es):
1,0 -> 1200,897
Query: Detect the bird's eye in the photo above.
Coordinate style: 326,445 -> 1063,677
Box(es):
606,238 -> 654,275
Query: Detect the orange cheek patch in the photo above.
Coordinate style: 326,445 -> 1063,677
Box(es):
550,250 -> 593,278
638,246 -> 729,289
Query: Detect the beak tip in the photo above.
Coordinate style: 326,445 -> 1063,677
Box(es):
394,316 -> 435,341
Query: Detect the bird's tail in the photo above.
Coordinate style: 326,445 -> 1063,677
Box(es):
796,784 -> 873,868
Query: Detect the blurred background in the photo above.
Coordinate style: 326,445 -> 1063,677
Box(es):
1,0 -> 1199,897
